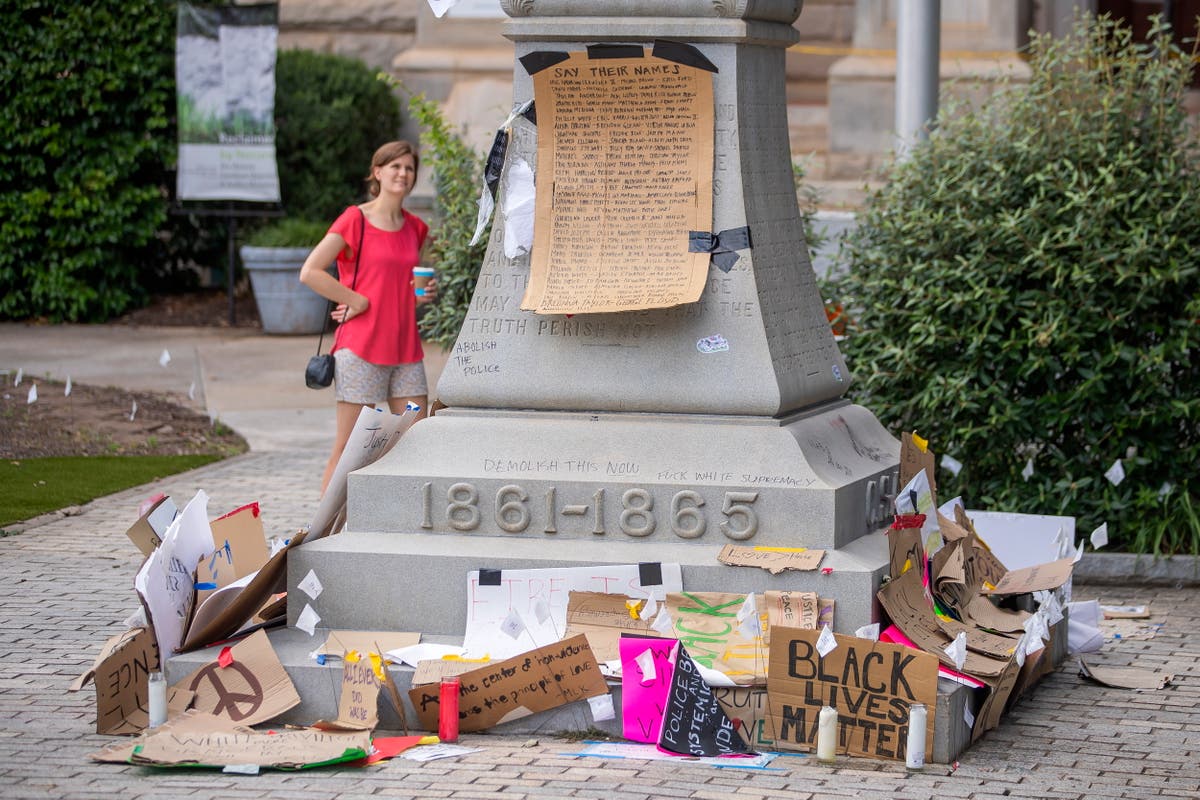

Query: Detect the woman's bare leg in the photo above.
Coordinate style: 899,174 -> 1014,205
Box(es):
322,401 -> 369,494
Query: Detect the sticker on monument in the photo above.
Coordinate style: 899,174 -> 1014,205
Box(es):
832,364 -> 844,382
697,335 -> 729,353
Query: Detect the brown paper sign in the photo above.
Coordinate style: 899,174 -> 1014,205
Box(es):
133,723 -> 370,768
971,653 -> 1021,741
411,659 -> 481,687
965,595 -> 1030,633
983,557 -> 1075,595
1078,658 -> 1173,690
178,629 -> 300,726
313,652 -> 381,732
666,592 -> 766,685
195,503 -> 269,607
713,687 -> 775,749
408,634 -> 607,733
70,627 -> 159,735
564,591 -> 654,662
717,545 -> 825,574
523,50 -> 714,314
763,590 -> 819,640
899,432 -> 937,500
316,630 -> 421,659
766,627 -> 938,761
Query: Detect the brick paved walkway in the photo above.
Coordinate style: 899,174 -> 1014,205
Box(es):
1,444 -> 1196,799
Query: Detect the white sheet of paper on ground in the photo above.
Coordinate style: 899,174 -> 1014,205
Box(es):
855,622 -> 880,642
26,384 -> 36,404
940,454 -> 963,476
297,569 -> 323,600
385,643 -> 466,668
502,158 -> 536,259
1090,522 -> 1109,550
462,563 -> 682,660
1065,600 -> 1104,654
944,632 -> 967,670
634,648 -> 657,684
134,490 -> 215,657
426,0 -> 459,18
159,349 -> 171,368
967,511 -> 1076,571
816,625 -> 838,657
588,693 -> 616,722
1104,459 -> 1125,486
1021,458 -> 1035,481
296,603 -> 321,636
500,608 -> 527,640
402,744 -> 482,762
64,376 -> 71,396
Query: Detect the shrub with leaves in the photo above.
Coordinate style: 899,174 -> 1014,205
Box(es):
827,14 -> 1200,555
0,1 -> 175,321
404,91 -> 491,348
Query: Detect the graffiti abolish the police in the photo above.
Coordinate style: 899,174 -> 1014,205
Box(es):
766,627 -> 938,761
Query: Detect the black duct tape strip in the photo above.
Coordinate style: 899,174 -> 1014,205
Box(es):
652,39 -> 718,73
483,128 -> 509,199
587,44 -> 645,60
688,226 -> 753,272
638,562 -> 664,587
478,568 -> 502,586
521,100 -> 537,126
520,50 -> 571,75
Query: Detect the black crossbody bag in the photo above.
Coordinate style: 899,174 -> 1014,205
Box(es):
305,209 -> 364,389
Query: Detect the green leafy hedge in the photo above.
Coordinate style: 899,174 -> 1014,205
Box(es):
827,15 -> 1200,555
0,1 -> 175,321
273,50 -> 402,223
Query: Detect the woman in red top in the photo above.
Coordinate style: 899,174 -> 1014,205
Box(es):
300,140 -> 438,492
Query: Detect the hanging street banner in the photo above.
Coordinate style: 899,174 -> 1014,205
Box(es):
175,2 -> 281,202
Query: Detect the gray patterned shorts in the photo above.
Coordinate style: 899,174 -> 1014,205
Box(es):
334,348 -> 428,404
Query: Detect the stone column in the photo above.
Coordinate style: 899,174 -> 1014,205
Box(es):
299,0 -> 899,636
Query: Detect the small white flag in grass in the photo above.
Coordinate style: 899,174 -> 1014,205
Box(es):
1158,482 -> 1174,500
816,624 -> 838,657
188,381 -> 196,401
639,593 -> 658,621
129,400 -> 138,421
940,454 -> 963,477
1104,459 -> 1125,486
296,603 -> 321,635
159,349 -> 171,368
14,368 -> 22,386
297,569 -> 323,600
533,599 -> 551,625
944,632 -> 967,671
650,607 -> 673,635
855,622 -> 880,642
1090,522 -> 1109,550
500,608 -> 526,640
634,648 -> 657,683
27,383 -> 37,404
588,693 -> 616,722
1021,458 -> 1035,481
64,376 -> 72,396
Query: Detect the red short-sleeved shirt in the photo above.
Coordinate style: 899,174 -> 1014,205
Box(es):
329,206 -> 428,365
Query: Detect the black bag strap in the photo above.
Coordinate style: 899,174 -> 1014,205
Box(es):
314,207 -> 365,357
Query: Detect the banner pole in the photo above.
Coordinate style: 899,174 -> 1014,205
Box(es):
226,209 -> 237,326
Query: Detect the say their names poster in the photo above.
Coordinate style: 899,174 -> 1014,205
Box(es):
523,49 -> 714,314
766,627 -> 938,762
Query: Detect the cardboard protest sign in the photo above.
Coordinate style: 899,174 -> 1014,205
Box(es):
134,490 -> 215,658
971,653 -> 1021,742
195,502 -> 268,607
314,651 -> 381,731
463,563 -> 681,660
1078,658 -> 1173,690
524,49 -> 714,314
983,557 -> 1075,595
965,595 -> 1030,633
565,591 -> 655,662
409,634 -> 606,733
762,590 -> 819,638
69,627 -> 159,735
766,626 -> 938,761
125,495 -> 177,557
619,636 -> 677,743
178,629 -> 300,726
88,710 -> 241,764
316,631 -> 421,660
887,524 -> 926,585
411,659 -> 479,686
307,406 -> 418,541
134,724 -> 370,769
935,617 -> 1019,660
899,432 -> 937,499
658,644 -> 752,757
665,592 -> 766,685
717,544 -> 825,574
713,687 -> 774,749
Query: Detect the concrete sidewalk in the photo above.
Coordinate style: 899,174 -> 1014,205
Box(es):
0,324 -> 1197,799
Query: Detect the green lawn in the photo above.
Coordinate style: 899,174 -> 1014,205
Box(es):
0,455 -> 221,529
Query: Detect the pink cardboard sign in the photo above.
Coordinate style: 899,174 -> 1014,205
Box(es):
619,636 -> 677,743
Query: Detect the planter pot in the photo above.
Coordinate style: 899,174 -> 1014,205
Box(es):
240,246 -> 329,335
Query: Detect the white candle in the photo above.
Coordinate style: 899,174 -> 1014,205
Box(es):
906,703 -> 927,769
148,671 -> 167,728
816,705 -> 837,762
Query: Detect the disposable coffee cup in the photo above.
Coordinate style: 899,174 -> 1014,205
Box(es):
413,267 -> 435,297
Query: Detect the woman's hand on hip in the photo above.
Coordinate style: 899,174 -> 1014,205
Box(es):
333,297 -> 369,323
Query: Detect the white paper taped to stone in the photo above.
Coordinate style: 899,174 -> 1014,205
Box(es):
816,625 -> 838,657
297,569 -> 323,600
502,158 -> 536,259
296,603 -> 321,636
588,693 -> 616,722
